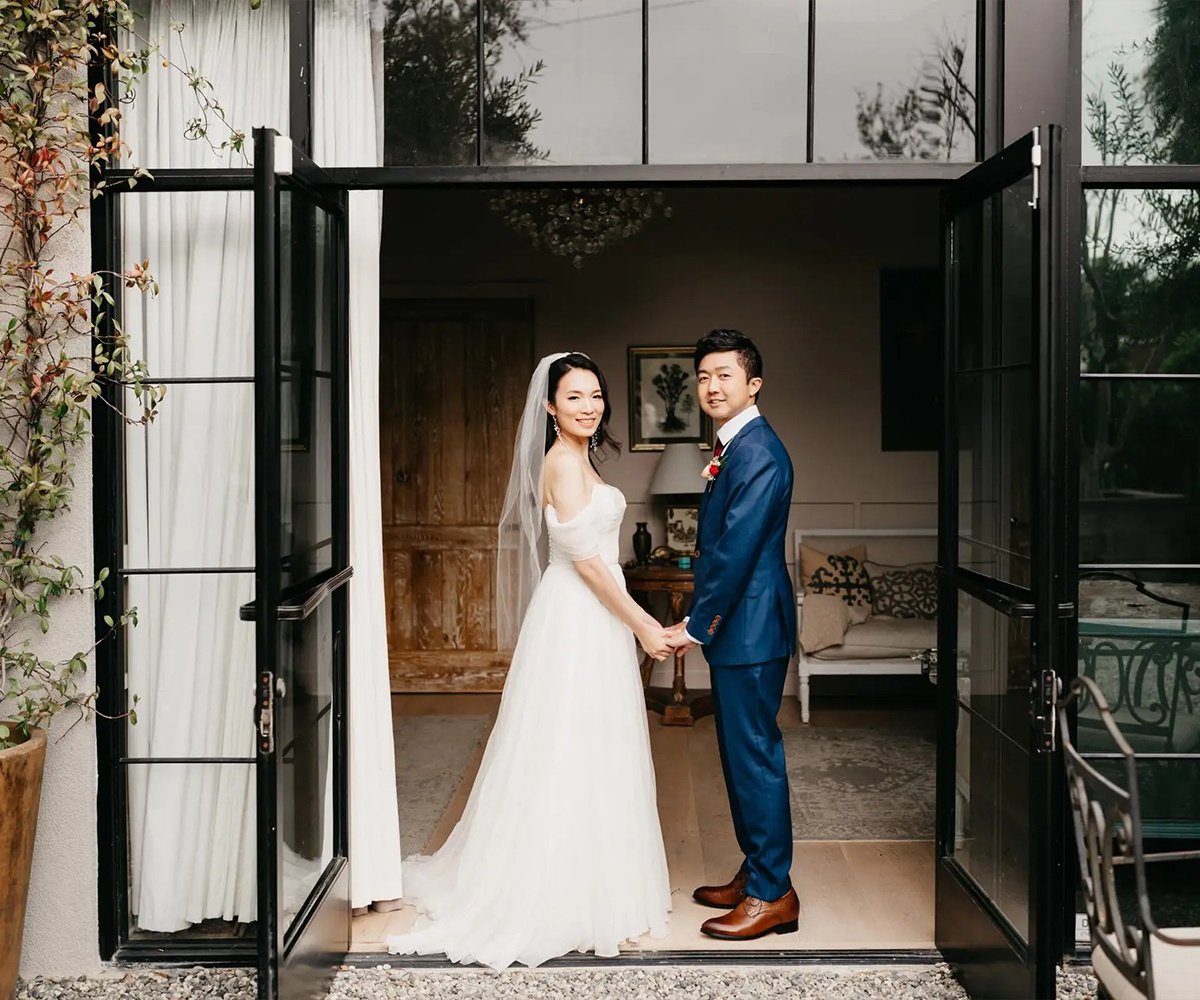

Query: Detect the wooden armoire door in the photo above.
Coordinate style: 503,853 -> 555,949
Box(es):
380,299 -> 533,691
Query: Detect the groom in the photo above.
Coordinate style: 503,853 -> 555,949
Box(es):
668,329 -> 798,940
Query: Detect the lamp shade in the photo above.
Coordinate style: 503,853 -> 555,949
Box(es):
649,443 -> 704,496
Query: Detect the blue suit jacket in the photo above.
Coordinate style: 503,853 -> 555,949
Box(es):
689,416 -> 796,668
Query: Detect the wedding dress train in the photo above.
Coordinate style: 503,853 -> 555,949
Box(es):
385,483 -> 671,969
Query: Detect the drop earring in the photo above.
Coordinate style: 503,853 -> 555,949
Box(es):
552,414 -> 561,438
590,431 -> 599,451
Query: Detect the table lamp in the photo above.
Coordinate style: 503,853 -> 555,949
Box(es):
649,443 -> 704,564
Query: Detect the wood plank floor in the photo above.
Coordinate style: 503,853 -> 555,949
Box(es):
352,694 -> 935,953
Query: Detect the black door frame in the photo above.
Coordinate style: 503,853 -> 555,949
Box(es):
250,127 -> 353,1000
92,168 -> 969,975
934,125 -> 1072,999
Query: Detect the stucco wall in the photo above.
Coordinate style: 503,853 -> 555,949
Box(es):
13,216 -> 103,978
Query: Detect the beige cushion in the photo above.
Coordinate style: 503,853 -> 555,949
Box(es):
1091,926 -> 1200,1000
799,594 -> 851,653
799,543 -> 867,591
811,616 -> 937,661
799,543 -> 872,610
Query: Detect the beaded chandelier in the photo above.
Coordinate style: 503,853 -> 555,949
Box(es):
489,188 -> 671,267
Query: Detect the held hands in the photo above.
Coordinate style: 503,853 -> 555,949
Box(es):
636,620 -> 674,662
665,621 -> 697,655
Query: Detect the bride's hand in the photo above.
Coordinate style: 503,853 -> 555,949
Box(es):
637,624 -> 673,662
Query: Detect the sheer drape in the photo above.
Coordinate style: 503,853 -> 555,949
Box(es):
313,0 -> 403,910
122,0 -> 289,932
122,0 -> 397,929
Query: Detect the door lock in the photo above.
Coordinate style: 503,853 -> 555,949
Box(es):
1031,668 -> 1057,750
257,670 -> 274,753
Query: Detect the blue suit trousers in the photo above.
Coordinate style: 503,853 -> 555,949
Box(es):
708,657 -> 793,902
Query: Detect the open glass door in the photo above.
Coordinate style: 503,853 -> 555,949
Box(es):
936,126 -> 1072,999
249,128 -> 351,1000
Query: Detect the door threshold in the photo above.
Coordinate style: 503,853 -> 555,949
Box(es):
342,948 -> 944,969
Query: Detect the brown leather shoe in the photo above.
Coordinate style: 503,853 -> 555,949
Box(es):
692,867 -> 748,909
700,887 -> 800,940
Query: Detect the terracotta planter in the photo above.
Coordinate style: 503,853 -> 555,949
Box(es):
0,727 -> 47,1000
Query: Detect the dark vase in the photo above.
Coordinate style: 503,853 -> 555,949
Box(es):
632,522 -> 652,564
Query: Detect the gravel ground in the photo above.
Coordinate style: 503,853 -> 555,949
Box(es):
16,963 -> 1099,999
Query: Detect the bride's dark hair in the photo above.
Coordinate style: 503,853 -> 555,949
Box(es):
545,353 -> 622,459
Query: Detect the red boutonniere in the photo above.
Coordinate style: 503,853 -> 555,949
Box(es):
701,454 -> 725,482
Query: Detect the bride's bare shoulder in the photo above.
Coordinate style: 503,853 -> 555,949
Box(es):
543,446 -> 589,511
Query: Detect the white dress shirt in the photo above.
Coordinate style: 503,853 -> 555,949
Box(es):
683,404 -> 761,645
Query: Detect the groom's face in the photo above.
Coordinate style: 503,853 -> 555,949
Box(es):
696,351 -> 762,425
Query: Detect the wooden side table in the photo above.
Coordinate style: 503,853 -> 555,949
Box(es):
623,562 -> 713,726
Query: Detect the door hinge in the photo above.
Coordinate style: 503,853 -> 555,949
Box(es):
1032,668 -> 1057,750
1029,132 -> 1042,209
257,670 -> 274,753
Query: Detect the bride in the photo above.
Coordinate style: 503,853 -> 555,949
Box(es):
386,352 -> 674,970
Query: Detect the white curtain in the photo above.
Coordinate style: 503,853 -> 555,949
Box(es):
122,0 -> 399,929
313,0 -> 404,909
122,0 -> 288,933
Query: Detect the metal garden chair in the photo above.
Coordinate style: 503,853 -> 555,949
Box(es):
1058,675 -> 1200,1000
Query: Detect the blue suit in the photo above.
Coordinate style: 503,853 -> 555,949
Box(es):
690,415 -> 796,901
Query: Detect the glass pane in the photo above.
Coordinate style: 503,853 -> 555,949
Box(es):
488,0 -> 641,165
956,370 -> 1032,587
1078,570 -> 1200,755
124,573 -> 256,758
126,762 -> 256,937
121,191 -> 255,379
1079,379 -> 1200,563
955,591 -> 1035,745
952,595 -> 1031,941
278,599 -> 336,930
1082,0 -> 1200,165
382,0 -> 478,166
122,1 -> 288,168
1078,623 -> 1199,755
648,0 -> 808,164
1076,571 -> 1200,901
813,0 -> 976,162
124,384 -> 254,569
954,180 -> 1035,370
279,192 -> 336,588
1081,189 -> 1200,375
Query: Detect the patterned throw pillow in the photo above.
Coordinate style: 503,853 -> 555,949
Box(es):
869,564 -> 938,619
806,551 -> 873,610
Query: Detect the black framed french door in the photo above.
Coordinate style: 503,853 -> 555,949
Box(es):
248,127 -> 352,1000
935,126 -> 1073,999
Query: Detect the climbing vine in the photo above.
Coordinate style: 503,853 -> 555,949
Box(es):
0,0 -> 163,748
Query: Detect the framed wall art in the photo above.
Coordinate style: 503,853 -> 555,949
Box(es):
627,346 -> 713,452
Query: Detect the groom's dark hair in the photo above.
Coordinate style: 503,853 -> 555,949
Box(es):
694,329 -> 763,399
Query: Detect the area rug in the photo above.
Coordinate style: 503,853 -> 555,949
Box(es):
393,714 -> 491,853
785,724 -> 935,840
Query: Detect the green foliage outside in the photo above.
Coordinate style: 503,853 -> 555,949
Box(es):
1081,0 -> 1200,506
383,0 -> 548,165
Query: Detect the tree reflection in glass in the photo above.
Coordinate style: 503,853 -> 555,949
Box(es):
1082,0 -> 1200,166
815,0 -> 976,161
382,0 -> 549,166
1080,2 -> 1200,545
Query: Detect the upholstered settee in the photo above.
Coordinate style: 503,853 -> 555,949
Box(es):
794,528 -> 938,723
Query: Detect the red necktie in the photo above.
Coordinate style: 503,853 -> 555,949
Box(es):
712,439 -> 725,459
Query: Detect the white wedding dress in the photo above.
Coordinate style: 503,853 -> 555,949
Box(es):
386,483 -> 671,970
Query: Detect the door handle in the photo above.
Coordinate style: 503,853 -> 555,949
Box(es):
239,565 -> 354,622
